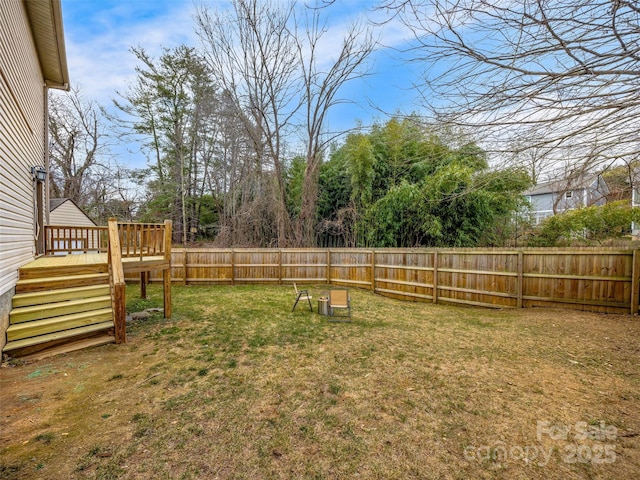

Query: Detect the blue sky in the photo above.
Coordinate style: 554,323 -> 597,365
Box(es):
58,0 -> 422,169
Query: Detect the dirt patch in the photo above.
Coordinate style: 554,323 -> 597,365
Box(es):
1,285 -> 639,479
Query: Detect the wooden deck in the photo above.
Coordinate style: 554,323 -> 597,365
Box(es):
21,253 -> 107,269
3,220 -> 173,359
21,253 -> 168,274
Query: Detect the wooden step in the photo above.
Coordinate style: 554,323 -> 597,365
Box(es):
15,273 -> 110,293
10,296 -> 112,324
18,254 -> 108,280
11,333 -> 115,361
3,321 -> 115,353
7,308 -> 113,341
19,263 -> 108,280
12,285 -> 111,308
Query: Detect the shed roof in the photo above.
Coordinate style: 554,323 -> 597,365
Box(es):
49,197 -> 67,211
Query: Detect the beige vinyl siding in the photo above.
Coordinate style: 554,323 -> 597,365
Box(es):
0,1 -> 44,131
0,0 -> 47,297
50,201 -> 96,227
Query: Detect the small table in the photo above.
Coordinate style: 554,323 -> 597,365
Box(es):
317,295 -> 329,316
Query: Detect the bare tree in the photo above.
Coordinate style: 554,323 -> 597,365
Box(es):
208,90 -> 271,246
48,87 -> 108,206
196,0 -> 376,247
49,87 -> 146,225
196,0 -> 300,247
90,164 -> 141,223
292,8 -> 375,246
384,0 -> 640,175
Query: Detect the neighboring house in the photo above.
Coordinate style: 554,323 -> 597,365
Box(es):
524,175 -> 609,225
49,198 -> 96,227
0,0 -> 69,352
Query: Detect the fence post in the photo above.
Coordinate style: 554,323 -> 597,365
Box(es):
163,220 -> 172,319
632,250 -> 640,314
182,249 -> 187,286
371,250 -> 376,291
517,251 -> 524,308
432,250 -> 438,304
231,249 -> 235,285
279,249 -> 283,285
326,249 -> 331,286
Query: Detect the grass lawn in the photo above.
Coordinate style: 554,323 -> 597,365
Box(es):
1,284 -> 639,479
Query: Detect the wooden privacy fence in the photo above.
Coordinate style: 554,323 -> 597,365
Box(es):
127,248 -> 640,315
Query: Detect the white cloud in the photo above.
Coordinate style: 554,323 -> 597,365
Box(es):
63,0 -> 198,106
56,0 -> 420,168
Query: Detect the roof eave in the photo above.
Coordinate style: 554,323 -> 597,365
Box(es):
24,0 -> 70,91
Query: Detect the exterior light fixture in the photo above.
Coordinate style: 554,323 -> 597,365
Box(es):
31,166 -> 47,182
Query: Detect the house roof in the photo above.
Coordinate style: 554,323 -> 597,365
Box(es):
524,175 -> 600,196
23,0 -> 69,90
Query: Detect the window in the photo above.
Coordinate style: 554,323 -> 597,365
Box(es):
565,191 -> 573,199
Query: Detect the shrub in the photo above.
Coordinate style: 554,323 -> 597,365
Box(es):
528,201 -> 640,246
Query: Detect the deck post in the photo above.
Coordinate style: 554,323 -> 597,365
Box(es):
163,220 -> 172,319
140,271 -> 147,299
108,218 -> 126,344
113,283 -> 126,343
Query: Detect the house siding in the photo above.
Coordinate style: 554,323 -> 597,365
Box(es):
529,190 -> 588,223
528,193 -> 555,224
0,0 -> 47,351
553,189 -> 588,212
526,177 -> 610,224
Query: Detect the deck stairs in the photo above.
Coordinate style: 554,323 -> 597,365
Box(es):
4,260 -> 115,359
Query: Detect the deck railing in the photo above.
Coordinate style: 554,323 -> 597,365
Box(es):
117,222 -> 168,259
44,225 -> 108,254
44,221 -> 171,258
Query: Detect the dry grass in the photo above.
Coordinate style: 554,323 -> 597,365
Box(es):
1,284 -> 639,479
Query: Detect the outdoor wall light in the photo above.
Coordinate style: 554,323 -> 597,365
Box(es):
31,166 -> 47,182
